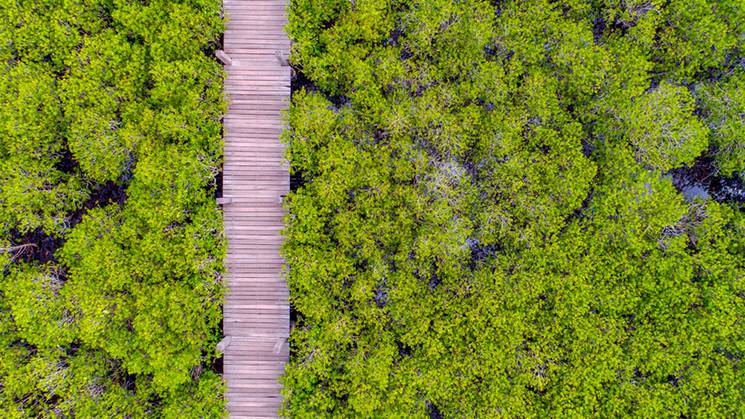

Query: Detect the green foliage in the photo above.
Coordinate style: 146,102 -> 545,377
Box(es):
697,71 -> 745,176
619,82 -> 709,171
0,0 -> 226,416
283,0 -> 745,416
60,29 -> 145,183
1,264 -> 76,348
0,64 -> 89,235
657,0 -> 743,79
1,348 -> 150,418
59,183 -> 223,392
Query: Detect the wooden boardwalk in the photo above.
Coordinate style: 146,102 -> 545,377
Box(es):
221,0 -> 291,417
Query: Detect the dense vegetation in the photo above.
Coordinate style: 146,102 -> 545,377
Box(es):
282,0 -> 745,416
0,0 -> 226,416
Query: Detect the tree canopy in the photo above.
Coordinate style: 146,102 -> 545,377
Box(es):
281,0 -> 745,416
2,0 -> 743,417
0,0 -> 226,416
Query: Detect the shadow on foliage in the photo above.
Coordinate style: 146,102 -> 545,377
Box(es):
68,180 -> 128,230
669,155 -> 745,204
7,228 -> 64,265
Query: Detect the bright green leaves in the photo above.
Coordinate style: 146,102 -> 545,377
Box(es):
472,67 -> 596,247
597,0 -> 663,49
160,371 -> 226,418
288,0 -> 392,94
658,0 -> 743,79
287,0 -> 351,92
477,122 -> 596,247
126,145 -> 219,230
620,82 -> 709,171
551,19 -> 609,104
590,145 -> 687,248
1,264 -> 77,348
147,57 -> 224,152
0,66 -> 61,157
0,0 -> 108,70
1,348 -> 150,418
151,2 -> 223,62
0,64 -> 88,235
399,0 -> 494,79
697,71 -> 745,176
61,30 -> 144,183
284,89 -> 343,178
112,0 -> 223,62
569,194 -> 745,417
498,0 -> 609,103
128,282 -> 218,389
57,146 -> 225,393
498,0 -> 558,67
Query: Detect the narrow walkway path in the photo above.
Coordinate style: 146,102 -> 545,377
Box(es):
221,0 -> 291,417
